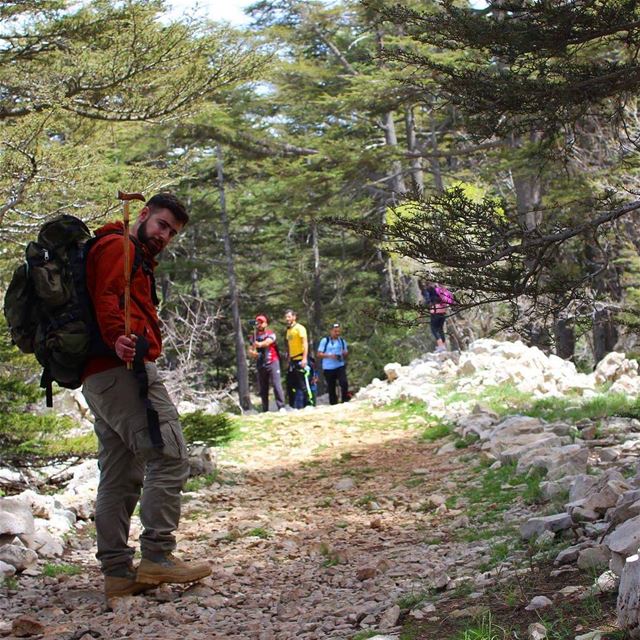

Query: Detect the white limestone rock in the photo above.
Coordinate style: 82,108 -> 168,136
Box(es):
0,544 -> 38,572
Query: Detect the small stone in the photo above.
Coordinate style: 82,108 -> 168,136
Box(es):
356,566 -> 377,581
335,478 -> 355,491
594,570 -> 618,593
12,616 -> 45,637
527,622 -> 547,640
378,604 -> 401,630
525,595 -> 553,611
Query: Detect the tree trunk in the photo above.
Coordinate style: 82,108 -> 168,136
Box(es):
593,307 -> 618,363
429,109 -> 444,193
404,106 -> 424,194
216,145 -> 251,411
617,553 -> 640,638
554,316 -> 575,360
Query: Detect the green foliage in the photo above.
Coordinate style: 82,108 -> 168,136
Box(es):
397,589 -> 431,610
456,614 -> 506,640
180,411 -> 237,447
454,433 -> 480,449
1,576 -> 18,590
421,421 -> 454,442
184,471 -> 220,493
42,563 -> 81,578
246,527 -> 271,539
351,632 -> 379,640
464,462 -> 545,523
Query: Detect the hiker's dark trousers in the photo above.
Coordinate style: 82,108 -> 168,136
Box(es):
430,313 -> 446,342
257,360 -> 285,412
287,361 -> 306,409
82,363 -> 189,575
324,365 -> 349,405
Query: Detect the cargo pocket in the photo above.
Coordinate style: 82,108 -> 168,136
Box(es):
133,419 -> 187,461
160,420 -> 188,460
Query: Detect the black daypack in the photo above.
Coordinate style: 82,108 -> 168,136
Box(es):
3,215 -> 142,407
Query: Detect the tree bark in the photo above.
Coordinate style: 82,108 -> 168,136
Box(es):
216,145 -> 251,411
593,307 -> 618,363
617,553 -> 640,638
554,316 -> 575,360
404,106 -> 424,194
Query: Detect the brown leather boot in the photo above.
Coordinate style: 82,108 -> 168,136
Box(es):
136,554 -> 212,586
104,570 -> 154,606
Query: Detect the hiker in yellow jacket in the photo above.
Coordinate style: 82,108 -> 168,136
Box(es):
285,309 -> 308,409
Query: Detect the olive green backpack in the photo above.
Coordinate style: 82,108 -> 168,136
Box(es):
3,215 -> 138,406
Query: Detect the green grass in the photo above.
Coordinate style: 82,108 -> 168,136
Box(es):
351,632 -> 379,640
456,613 -> 506,640
42,562 -> 82,577
463,462 -> 547,523
184,471 -> 220,492
397,589 -> 431,609
1,576 -> 18,590
421,421 -> 454,442
319,542 -> 341,567
455,433 -> 480,449
434,382 -> 639,425
246,527 -> 271,539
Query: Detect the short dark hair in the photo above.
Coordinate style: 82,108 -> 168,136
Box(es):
285,309 -> 297,318
146,192 -> 189,225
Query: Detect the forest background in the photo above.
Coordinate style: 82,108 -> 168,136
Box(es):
2,0 -> 640,412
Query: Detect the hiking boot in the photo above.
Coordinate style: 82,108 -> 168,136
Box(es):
136,554 -> 212,586
104,571 -> 154,606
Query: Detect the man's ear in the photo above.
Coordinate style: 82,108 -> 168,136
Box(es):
137,205 -> 151,223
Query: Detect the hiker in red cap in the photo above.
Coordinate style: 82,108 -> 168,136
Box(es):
248,314 -> 286,412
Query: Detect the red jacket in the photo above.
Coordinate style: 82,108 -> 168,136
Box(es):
82,221 -> 161,379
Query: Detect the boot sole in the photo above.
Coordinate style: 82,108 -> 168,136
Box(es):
105,583 -> 155,598
136,567 -> 211,585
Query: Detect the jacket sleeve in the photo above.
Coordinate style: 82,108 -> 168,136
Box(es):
87,235 -> 131,349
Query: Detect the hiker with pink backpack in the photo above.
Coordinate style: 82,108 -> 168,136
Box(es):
420,281 -> 455,352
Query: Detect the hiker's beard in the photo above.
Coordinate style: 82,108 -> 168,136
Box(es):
137,220 -> 163,256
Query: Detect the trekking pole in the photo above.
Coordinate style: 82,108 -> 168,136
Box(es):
117,190 -> 145,370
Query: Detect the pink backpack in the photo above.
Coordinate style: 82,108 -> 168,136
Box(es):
435,285 -> 454,305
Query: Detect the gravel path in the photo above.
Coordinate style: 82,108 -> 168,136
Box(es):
1,402 -> 469,640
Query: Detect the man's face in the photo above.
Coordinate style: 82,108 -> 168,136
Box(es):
285,312 -> 296,327
256,318 -> 267,331
137,207 -> 184,256
330,327 -> 341,339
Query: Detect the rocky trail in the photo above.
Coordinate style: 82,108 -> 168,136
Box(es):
4,339 -> 638,639
0,402 -> 485,640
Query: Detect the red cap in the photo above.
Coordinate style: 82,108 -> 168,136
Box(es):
255,314 -> 268,323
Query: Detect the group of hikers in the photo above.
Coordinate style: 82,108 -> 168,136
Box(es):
5,192 -> 453,605
247,310 -> 351,412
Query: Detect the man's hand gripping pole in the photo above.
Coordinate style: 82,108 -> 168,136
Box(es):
117,190 -> 145,370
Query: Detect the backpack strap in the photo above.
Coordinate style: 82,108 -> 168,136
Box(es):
132,335 -> 164,449
318,336 -> 329,352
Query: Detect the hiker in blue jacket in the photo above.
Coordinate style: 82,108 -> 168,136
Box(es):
317,322 -> 350,405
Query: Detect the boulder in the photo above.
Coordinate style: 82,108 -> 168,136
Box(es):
0,498 -> 35,546
595,352 -> 639,385
605,515 -> 640,558
383,363 -> 403,382
188,445 -> 217,477
520,513 -> 573,541
0,544 -> 38,572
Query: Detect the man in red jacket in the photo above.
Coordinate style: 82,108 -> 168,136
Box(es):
82,193 -> 211,604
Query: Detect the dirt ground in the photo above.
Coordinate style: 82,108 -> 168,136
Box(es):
0,401 -> 624,639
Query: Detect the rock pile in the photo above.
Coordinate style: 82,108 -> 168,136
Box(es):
358,339 -> 640,413
360,338 -> 640,637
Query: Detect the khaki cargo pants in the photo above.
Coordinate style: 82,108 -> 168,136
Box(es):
82,363 -> 189,574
